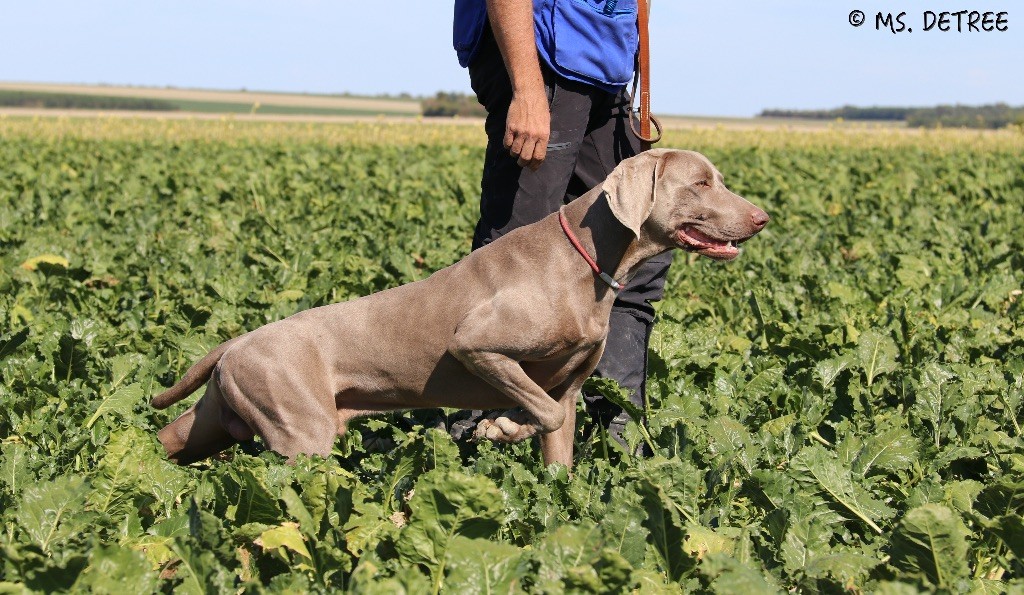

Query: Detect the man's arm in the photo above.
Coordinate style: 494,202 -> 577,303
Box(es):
486,0 -> 549,170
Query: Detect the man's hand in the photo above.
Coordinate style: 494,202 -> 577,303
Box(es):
488,0 -> 550,170
505,89 -> 550,171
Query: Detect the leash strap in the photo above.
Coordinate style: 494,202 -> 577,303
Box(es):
558,209 -> 623,291
630,0 -> 662,149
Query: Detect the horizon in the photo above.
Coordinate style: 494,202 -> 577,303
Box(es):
2,1 -> 1021,117
3,80 -> 1022,119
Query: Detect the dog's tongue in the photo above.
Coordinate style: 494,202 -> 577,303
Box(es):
686,227 -> 725,246
677,226 -> 740,261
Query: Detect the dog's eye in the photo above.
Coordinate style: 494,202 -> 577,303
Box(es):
694,180 -> 711,188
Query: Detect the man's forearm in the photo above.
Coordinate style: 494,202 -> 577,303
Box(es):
485,0 -> 550,169
486,0 -> 545,96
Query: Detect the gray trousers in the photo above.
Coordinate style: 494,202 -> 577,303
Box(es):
464,26 -> 673,434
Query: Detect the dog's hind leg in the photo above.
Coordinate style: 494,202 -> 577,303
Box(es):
157,380 -> 240,465
215,362 -> 337,462
256,416 -> 336,461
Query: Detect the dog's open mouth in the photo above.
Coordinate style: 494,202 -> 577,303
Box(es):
676,225 -> 742,261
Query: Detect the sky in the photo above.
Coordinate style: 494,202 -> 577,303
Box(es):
2,1 -> 1021,117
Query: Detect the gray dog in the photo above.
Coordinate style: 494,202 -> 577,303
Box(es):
152,149 -> 768,468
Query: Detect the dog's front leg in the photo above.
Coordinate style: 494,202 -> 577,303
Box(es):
449,304 -> 567,442
450,348 -> 566,441
539,343 -> 605,468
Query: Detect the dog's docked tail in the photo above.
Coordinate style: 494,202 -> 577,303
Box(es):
151,337 -> 241,409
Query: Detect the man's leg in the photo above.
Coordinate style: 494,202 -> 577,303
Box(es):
468,26 -> 598,249
566,89 -> 674,445
590,255 -> 672,444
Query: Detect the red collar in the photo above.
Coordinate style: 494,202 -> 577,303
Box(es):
558,209 -> 623,291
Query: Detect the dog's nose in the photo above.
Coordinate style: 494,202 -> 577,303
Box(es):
751,209 -> 770,229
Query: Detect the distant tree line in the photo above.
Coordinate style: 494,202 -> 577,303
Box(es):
760,106 -> 912,121
759,103 -> 1024,129
0,90 -> 178,111
421,92 -> 487,118
904,104 -> 1024,129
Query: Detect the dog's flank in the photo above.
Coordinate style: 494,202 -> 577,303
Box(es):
153,149 -> 769,468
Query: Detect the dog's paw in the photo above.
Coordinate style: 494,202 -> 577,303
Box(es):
473,409 -> 538,443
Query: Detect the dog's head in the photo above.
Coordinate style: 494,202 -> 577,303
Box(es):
602,149 -> 769,261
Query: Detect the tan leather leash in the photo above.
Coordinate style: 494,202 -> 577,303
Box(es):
631,0 -> 662,151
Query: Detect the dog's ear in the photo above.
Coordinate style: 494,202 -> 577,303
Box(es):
602,150 -> 668,239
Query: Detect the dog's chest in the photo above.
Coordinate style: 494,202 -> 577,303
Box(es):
521,341 -> 603,391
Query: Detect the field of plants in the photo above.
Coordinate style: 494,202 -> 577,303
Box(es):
1,116 -> 1022,593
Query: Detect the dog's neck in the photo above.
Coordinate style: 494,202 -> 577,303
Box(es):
561,189 -> 668,295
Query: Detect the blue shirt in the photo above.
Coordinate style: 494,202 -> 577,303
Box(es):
453,0 -> 638,92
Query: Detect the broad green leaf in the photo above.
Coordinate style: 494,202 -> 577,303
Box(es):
632,569 -> 686,594
913,363 -> 957,448
0,326 -> 30,361
790,445 -> 892,534
634,457 -> 704,527
91,430 -> 142,519
443,537 -> 526,594
395,469 -> 504,592
699,553 -> 782,594
601,490 -> 649,567
72,544 -> 158,594
222,460 -> 284,525
685,525 -> 735,559
266,571 -> 314,593
288,457 -> 356,535
136,514 -> 189,566
752,469 -> 845,528
344,500 -> 397,557
255,522 -> 313,568
584,376 -> 655,451
91,428 -> 189,522
274,289 -> 305,303
975,478 -> 1024,520
781,517 -> 831,574
381,433 -> 426,513
856,329 -> 898,387
85,382 -> 142,428
637,475 -> 692,580
852,425 -> 918,477
1000,372 -> 1023,436
931,445 -> 986,472
896,255 -> 932,290
871,581 -> 926,595
167,539 -> 237,595
0,442 -> 32,499
15,475 -> 92,553
740,363 -> 784,399
348,561 -> 432,594
706,416 -> 758,474
944,480 -> 985,514
107,353 -> 137,386
970,577 -> 1014,594
530,522 -> 634,594
889,504 -> 971,590
53,319 -> 101,382
815,354 -> 856,387
984,514 -> 1024,560
760,413 -> 797,438
803,551 -> 880,585
280,486 -> 317,535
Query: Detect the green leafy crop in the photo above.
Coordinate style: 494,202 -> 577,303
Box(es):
0,120 -> 1021,592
